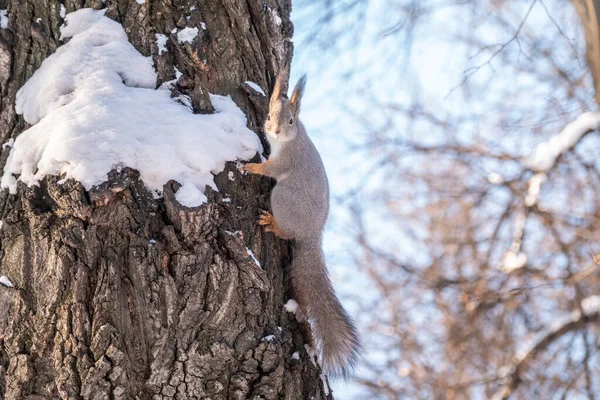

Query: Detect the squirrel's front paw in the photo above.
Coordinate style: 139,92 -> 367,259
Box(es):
240,163 -> 263,175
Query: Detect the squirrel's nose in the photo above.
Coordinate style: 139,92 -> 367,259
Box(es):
275,129 -> 281,134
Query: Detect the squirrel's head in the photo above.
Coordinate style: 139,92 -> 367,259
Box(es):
265,73 -> 307,142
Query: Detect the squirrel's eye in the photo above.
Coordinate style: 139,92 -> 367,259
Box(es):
267,114 -> 271,121
289,118 -> 293,125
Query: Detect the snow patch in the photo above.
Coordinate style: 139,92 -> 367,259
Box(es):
200,22 -> 206,30
270,9 -> 282,26
291,351 -> 300,360
284,299 -> 299,314
0,10 -> 8,29
525,172 -> 546,207
487,172 -> 504,184
262,335 -> 275,342
304,344 -> 318,367
514,309 -> 583,366
135,0 -> 145,4
2,138 -> 13,150
60,4 -> 66,19
246,248 -> 260,267
155,33 -> 168,55
582,295 -> 600,315
244,81 -> 265,96
177,27 -> 198,44
320,373 -> 329,395
0,275 -> 14,288
228,171 -> 235,181
502,250 -> 527,272
1,9 -> 261,207
528,112 -> 600,171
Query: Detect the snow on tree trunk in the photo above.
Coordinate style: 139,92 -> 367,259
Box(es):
0,1 -> 332,399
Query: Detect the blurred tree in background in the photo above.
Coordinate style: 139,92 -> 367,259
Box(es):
294,0 -> 600,398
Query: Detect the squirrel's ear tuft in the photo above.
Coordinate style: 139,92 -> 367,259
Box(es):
289,74 -> 307,115
270,72 -> 285,107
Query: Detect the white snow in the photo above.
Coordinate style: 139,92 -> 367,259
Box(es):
1,10 -> 8,29
2,138 -> 13,150
262,335 -> 275,342
228,171 -> 235,181
155,68 -> 192,111
155,33 -> 168,55
0,221 -> 3,229
528,112 -> 600,171
1,9 -> 261,207
284,299 -> 299,314
320,373 -> 329,395
270,9 -> 282,26
176,27 -> 198,44
244,81 -> 265,96
487,172 -> 504,184
525,172 -> 546,207
304,344 -> 318,367
200,22 -> 206,30
246,248 -> 260,267
291,351 -> 300,360
582,295 -> 600,315
516,310 -> 582,363
222,197 -> 231,203
135,0 -> 145,4
0,275 -> 14,288
35,17 -> 41,24
502,250 -> 527,272
60,4 -> 66,19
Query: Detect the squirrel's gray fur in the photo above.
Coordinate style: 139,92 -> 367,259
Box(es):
241,73 -> 361,378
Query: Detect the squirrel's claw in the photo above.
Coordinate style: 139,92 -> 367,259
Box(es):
258,210 -> 274,226
258,211 -> 289,239
240,162 -> 262,174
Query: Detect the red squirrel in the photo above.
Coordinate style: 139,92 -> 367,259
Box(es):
242,73 -> 360,377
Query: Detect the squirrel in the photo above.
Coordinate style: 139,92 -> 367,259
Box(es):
241,73 -> 361,377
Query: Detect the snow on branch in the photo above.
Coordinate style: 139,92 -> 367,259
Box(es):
491,297 -> 600,400
1,9 -> 261,207
527,112 -> 600,172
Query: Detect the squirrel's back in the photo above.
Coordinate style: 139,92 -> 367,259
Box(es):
270,124 -> 329,239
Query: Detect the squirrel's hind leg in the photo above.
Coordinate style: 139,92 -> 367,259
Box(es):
259,210 -> 292,239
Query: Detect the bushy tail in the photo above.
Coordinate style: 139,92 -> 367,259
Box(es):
291,238 -> 361,378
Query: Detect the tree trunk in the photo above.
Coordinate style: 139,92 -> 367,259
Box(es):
574,0 -> 600,106
0,0 -> 332,399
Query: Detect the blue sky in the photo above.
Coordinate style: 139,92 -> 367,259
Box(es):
288,0 -> 590,397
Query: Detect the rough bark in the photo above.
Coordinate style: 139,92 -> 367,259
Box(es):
0,0 -> 332,399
